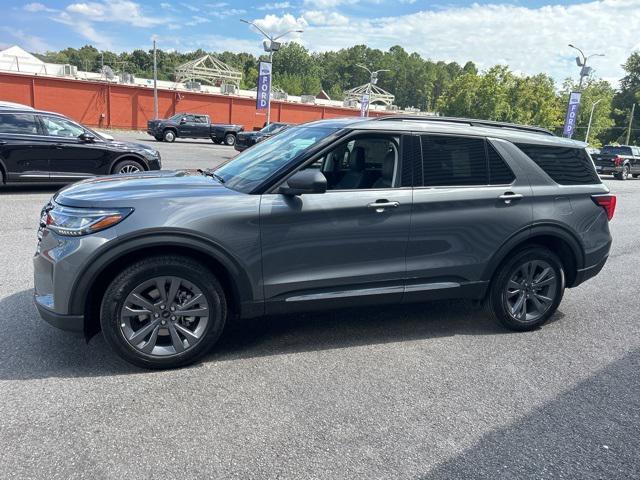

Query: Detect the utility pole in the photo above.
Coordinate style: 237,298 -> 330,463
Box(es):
585,98 -> 602,143
626,103 -> 636,145
153,39 -> 158,120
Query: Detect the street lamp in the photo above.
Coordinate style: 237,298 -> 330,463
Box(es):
356,64 -> 390,117
585,98 -> 602,144
568,44 -> 604,90
241,19 -> 303,125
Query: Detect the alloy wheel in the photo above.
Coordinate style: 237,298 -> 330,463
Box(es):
119,164 -> 141,174
504,260 -> 557,323
119,276 -> 210,356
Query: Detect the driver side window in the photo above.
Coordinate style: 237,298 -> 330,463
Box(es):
41,116 -> 86,138
302,135 -> 399,190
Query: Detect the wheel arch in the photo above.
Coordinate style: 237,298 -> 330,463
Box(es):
482,224 -> 585,291
72,232 -> 254,339
108,154 -> 149,173
163,126 -> 178,137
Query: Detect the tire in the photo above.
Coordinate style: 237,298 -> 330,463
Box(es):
632,174 -> 639,179
100,255 -> 227,369
484,246 -> 565,332
0,168 -> 4,184
163,129 -> 176,142
112,159 -> 144,175
154,135 -> 163,142
224,133 -> 236,146
616,164 -> 630,180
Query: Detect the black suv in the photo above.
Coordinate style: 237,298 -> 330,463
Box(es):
34,116 -> 614,369
0,108 -> 161,184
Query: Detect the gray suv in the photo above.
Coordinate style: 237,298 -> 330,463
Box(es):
34,116 -> 615,369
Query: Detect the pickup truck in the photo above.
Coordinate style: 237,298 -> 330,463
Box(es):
592,145 -> 640,180
147,113 -> 243,146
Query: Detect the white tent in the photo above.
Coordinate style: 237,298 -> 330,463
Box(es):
0,45 -> 75,77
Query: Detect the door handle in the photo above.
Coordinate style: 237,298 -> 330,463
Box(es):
368,200 -> 400,212
498,192 -> 524,204
0,140 -> 6,145
54,143 -> 64,149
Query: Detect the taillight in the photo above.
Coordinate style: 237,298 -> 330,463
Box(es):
614,155 -> 623,166
592,194 -> 617,221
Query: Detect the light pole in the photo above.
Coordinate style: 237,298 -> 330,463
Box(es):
356,64 -> 390,117
568,44 -> 604,90
152,39 -> 158,120
584,98 -> 602,143
241,19 -> 303,125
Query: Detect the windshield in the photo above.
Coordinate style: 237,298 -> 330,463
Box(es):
261,123 -> 283,134
601,146 -> 632,156
216,125 -> 337,192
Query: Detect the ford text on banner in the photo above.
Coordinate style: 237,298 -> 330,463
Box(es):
562,91 -> 582,138
256,61 -> 272,110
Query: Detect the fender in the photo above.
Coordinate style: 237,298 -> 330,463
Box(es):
107,153 -> 150,173
67,228 -> 256,315
481,222 -> 585,283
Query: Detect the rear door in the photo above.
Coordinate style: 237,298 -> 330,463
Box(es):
193,115 -> 210,138
259,132 -> 413,312
405,134 -> 533,299
39,115 -> 112,181
0,112 -> 50,182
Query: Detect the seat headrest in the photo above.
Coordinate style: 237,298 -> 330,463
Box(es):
381,151 -> 395,180
351,147 -> 366,171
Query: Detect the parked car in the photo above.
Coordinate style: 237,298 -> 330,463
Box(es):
34,116 -> 614,369
234,122 -> 291,152
592,145 -> 640,180
147,113 -> 243,145
0,107 -> 161,184
0,100 -> 34,110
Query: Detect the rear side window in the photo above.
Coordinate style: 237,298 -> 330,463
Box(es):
516,143 -> 600,185
601,146 -> 632,156
421,136 -> 487,186
0,113 -> 38,135
419,135 -> 515,186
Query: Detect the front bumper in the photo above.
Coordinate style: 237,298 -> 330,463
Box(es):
35,296 -> 84,333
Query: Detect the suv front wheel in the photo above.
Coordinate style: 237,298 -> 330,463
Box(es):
100,255 -> 227,369
485,246 -> 565,331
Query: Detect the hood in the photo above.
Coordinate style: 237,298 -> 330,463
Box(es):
55,170 -> 229,208
239,131 -> 263,139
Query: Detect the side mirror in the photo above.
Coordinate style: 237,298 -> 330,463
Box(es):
279,170 -> 327,196
180,117 -> 187,124
78,132 -> 96,142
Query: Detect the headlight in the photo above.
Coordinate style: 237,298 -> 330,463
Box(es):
142,148 -> 159,157
47,205 -> 133,236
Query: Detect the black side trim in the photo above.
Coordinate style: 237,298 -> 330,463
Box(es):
35,298 -> 84,334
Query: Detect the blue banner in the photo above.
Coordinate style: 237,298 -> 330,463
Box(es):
360,93 -> 370,117
256,61 -> 272,110
562,91 -> 582,138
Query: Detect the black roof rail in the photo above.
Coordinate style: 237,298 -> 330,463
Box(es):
374,115 -> 556,136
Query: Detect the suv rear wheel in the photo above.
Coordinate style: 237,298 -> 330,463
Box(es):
485,246 -> 564,331
100,256 -> 227,369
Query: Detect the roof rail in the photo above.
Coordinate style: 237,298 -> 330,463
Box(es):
375,115 -> 556,136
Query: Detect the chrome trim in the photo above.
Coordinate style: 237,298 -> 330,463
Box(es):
285,285 -> 403,302
404,282 -> 460,292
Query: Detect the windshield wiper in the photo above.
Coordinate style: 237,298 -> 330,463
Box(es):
198,169 -> 225,184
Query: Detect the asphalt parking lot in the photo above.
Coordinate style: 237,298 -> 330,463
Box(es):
1,132 -> 639,479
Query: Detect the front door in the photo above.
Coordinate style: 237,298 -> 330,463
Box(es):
259,133 -> 413,313
39,115 -> 111,181
406,134 -> 533,298
0,112 -> 50,182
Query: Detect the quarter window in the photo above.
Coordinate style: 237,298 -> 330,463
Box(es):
0,113 -> 38,135
487,143 -> 515,185
516,143 -> 600,185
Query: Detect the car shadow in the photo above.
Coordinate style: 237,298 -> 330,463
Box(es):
419,348 -> 640,479
0,289 -> 551,380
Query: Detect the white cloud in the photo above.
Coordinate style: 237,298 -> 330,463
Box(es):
0,27 -> 49,52
288,0 -> 640,86
258,2 -> 292,10
210,8 -> 246,19
186,16 -> 210,26
302,0 -> 358,7
160,2 -> 172,8
64,1 -> 167,28
24,2 -> 57,13
253,13 -> 306,39
303,10 -> 349,26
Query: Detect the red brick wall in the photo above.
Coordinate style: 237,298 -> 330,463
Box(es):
0,72 -> 387,131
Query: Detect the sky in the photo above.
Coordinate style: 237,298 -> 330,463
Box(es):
1,0 -> 639,86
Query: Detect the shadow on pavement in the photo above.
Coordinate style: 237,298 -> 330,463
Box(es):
421,348 -> 640,479
1,288 -> 531,380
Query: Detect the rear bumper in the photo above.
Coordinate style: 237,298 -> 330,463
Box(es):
572,253 -> 608,288
596,165 -> 622,174
35,295 -> 84,334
